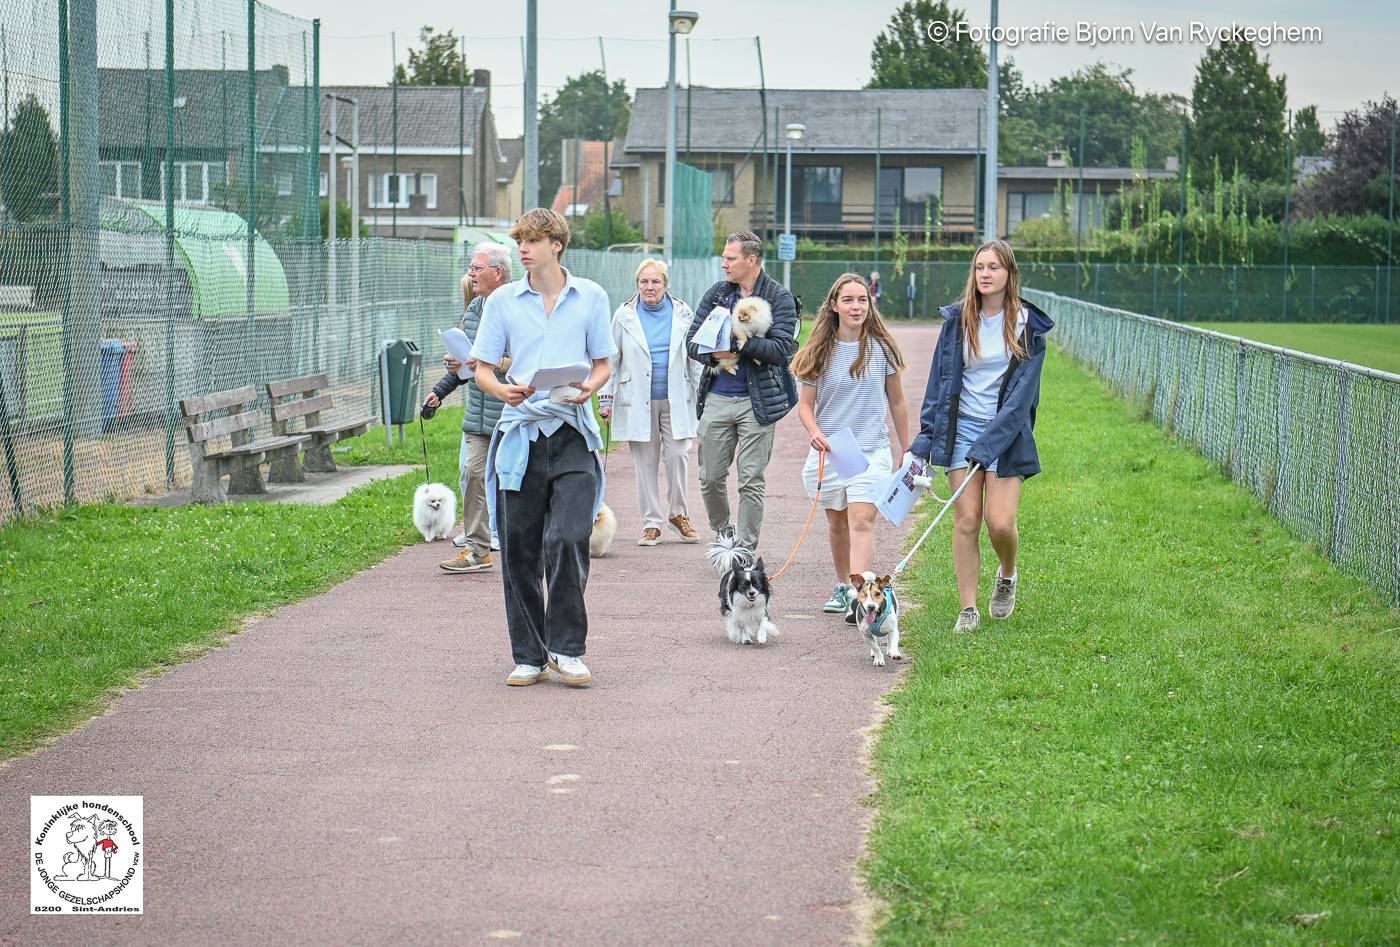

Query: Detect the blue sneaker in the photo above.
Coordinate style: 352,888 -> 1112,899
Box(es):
822,584 -> 852,614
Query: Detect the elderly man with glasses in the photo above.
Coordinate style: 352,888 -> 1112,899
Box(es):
423,241 -> 514,573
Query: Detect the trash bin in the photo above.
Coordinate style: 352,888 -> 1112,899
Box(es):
99,339 -> 127,430
379,339 -> 422,428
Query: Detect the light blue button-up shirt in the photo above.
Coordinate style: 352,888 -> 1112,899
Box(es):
474,267 -> 618,529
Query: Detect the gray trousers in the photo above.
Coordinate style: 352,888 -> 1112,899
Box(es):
697,394 -> 776,551
493,425 -> 598,666
629,400 -> 691,530
458,432 -> 492,556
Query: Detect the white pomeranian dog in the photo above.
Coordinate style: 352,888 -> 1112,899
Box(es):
589,503 -> 617,557
412,483 -> 457,541
711,296 -> 773,377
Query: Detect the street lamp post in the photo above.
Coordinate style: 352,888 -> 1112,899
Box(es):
783,122 -> 805,289
664,6 -> 698,264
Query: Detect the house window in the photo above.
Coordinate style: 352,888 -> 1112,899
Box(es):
419,173 -> 437,210
319,172 -> 328,197
878,166 -> 943,228
159,161 -> 227,204
780,165 -> 843,226
1006,191 -> 1056,234
656,163 -> 731,206
709,164 -> 735,206
276,172 -> 294,197
99,161 -> 142,199
370,173 -> 414,209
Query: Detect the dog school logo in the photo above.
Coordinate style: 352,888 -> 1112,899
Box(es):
31,795 -> 143,914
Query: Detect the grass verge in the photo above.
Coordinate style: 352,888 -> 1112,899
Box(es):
0,406 -> 467,760
869,348 -> 1400,944
1189,322 -> 1400,376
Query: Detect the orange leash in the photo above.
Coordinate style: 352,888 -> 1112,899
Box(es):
769,450 -> 823,582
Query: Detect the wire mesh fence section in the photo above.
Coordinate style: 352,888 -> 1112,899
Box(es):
0,235 -> 462,519
1027,289 -> 1400,607
788,261 -> 1398,324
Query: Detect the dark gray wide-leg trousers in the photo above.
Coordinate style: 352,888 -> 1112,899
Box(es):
493,426 -> 598,666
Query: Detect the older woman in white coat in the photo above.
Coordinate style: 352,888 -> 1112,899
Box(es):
598,258 -> 704,546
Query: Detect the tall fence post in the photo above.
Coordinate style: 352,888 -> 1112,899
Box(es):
1330,372 -> 1353,562
163,0 -> 177,482
246,0 -> 257,337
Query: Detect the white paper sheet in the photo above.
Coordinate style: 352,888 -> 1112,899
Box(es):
520,361 -> 592,398
876,454 -> 931,526
440,328 -> 474,380
692,307 -> 733,353
824,428 -> 869,480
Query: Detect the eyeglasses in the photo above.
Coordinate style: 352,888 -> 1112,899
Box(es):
467,264 -> 487,273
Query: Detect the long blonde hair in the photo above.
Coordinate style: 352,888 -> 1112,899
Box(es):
960,239 -> 1027,361
791,272 -> 904,381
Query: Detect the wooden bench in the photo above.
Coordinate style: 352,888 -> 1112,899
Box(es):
179,385 -> 309,503
264,373 -> 374,482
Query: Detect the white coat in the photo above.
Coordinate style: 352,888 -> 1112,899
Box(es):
600,293 -> 703,443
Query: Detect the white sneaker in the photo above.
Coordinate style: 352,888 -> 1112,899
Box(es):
452,533 -> 468,548
490,531 -> 500,551
506,664 -> 548,686
547,652 -> 593,687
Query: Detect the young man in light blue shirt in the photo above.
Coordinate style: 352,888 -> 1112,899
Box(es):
472,208 -> 616,687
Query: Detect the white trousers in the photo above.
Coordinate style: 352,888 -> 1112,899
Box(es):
629,400 -> 692,529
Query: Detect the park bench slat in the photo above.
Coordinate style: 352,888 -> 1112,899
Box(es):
266,373 -> 329,399
269,393 -> 335,423
185,409 -> 262,444
180,385 -> 257,418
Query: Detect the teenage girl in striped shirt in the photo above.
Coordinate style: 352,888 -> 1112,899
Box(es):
791,272 -> 910,621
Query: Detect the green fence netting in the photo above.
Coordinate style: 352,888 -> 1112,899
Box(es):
1028,289 -> 1400,608
672,161 -> 713,260
788,261 -> 1398,324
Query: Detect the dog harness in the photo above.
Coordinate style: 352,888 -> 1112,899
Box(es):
867,587 -> 897,638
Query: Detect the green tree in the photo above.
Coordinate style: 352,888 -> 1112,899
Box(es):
393,27 -> 468,86
999,64 -> 1186,168
866,0 -> 986,89
1190,40 -> 1287,182
0,96 -> 59,222
1292,105 -> 1327,156
538,71 -> 630,210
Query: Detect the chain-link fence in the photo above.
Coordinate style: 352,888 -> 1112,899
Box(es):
1026,289 -> 1400,607
789,261 -> 1399,324
0,0 -> 327,518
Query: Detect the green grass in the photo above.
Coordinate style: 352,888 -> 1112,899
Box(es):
1190,322 -> 1400,376
868,348 -> 1400,944
0,407 -> 465,760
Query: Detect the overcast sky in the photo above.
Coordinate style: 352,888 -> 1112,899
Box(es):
271,0 -> 1395,139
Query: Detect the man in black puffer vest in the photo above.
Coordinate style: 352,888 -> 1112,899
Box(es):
685,231 -> 799,552
423,242 -> 513,574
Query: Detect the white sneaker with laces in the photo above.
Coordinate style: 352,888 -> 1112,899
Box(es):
548,652 -> 593,686
506,664 -> 548,686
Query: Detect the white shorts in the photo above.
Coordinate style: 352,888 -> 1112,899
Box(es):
802,446 -> 894,511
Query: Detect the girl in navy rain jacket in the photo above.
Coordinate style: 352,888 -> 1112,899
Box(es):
909,239 -> 1053,633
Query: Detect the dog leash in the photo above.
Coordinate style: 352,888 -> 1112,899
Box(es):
769,450 -> 823,582
417,416 -> 431,484
893,463 -> 982,576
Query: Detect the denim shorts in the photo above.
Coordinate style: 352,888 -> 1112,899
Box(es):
948,413 -> 998,474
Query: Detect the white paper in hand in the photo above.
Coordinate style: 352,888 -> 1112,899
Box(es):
824,428 -> 869,480
876,454 -> 930,526
692,307 -> 733,353
521,361 -> 592,402
440,328 -> 474,380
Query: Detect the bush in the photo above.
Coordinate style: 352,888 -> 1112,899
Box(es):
571,208 -> 642,250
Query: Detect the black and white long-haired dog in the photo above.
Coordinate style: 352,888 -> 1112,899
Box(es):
706,534 -> 779,645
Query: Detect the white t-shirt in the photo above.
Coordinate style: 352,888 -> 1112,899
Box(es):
959,309 -> 1027,420
799,338 -> 898,453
